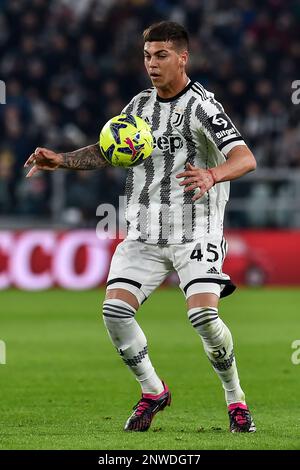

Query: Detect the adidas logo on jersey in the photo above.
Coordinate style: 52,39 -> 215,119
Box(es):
207,266 -> 219,274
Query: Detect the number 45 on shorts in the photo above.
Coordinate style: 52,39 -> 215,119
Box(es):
190,242 -> 220,263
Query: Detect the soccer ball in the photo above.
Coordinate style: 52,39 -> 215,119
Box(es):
99,114 -> 153,167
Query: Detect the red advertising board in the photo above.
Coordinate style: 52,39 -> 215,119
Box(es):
0,230 -> 299,290
223,230 -> 300,286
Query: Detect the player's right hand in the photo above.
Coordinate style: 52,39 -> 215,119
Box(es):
24,147 -> 63,177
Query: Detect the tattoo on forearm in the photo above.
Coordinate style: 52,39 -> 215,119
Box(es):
60,144 -> 108,170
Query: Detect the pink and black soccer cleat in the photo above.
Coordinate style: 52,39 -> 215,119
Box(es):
124,382 -> 171,432
228,403 -> 256,433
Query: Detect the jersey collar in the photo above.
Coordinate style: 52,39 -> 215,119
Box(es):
156,79 -> 194,103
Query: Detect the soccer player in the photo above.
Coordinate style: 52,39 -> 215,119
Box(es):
24,21 -> 257,433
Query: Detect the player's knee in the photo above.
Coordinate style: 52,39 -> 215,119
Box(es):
102,299 -> 137,325
187,306 -> 220,335
105,288 -> 140,310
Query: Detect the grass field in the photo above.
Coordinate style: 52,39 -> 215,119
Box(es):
0,287 -> 300,450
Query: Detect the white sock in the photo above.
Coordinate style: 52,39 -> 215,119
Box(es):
103,299 -> 164,395
188,307 -> 245,406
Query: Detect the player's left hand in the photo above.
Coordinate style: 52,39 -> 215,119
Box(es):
176,163 -> 216,201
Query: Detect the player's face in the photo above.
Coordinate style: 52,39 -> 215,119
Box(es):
144,41 -> 188,91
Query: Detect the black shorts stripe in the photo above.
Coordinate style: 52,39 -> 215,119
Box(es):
106,278 -> 142,289
220,282 -> 236,298
218,137 -> 244,151
183,278 -> 231,294
221,238 -> 225,261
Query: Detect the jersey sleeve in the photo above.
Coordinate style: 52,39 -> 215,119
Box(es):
194,95 -> 246,156
121,97 -> 135,115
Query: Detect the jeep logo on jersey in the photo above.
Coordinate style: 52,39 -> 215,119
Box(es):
208,113 -> 238,139
153,135 -> 183,154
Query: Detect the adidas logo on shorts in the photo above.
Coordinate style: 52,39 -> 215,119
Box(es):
206,266 -> 220,274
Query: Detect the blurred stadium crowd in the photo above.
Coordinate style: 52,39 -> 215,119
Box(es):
0,0 -> 299,225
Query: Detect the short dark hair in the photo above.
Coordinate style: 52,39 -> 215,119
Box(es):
143,21 -> 189,51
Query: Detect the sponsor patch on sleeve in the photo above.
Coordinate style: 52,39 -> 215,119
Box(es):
207,113 -> 238,138
207,113 -> 244,151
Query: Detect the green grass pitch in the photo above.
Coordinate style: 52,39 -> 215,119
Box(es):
0,287 -> 300,450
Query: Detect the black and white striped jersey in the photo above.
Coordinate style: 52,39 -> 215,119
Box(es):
122,80 -> 246,245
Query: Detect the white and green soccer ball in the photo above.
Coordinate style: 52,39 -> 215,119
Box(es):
99,114 -> 153,167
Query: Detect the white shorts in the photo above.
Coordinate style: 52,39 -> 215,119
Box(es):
106,236 -> 235,305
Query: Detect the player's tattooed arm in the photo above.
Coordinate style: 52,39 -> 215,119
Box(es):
24,144 -> 108,177
60,144 -> 108,170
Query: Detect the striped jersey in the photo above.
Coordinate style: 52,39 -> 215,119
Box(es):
122,80 -> 245,245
